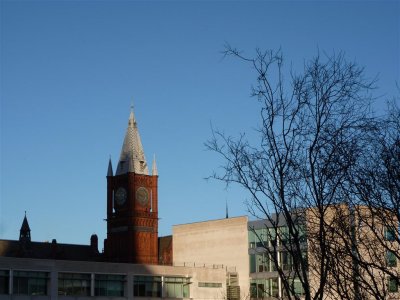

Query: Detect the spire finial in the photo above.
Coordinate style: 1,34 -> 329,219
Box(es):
131,97 -> 134,112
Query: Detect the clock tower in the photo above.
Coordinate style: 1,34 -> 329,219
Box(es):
104,108 -> 159,264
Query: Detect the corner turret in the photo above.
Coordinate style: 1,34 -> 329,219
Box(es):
19,212 -> 31,242
107,157 -> 113,177
152,155 -> 158,176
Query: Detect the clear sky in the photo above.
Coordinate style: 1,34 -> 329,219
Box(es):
1,0 -> 399,246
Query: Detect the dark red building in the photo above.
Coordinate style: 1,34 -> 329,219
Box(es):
104,109 -> 160,264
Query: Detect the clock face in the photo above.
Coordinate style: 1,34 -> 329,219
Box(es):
115,187 -> 127,206
136,187 -> 149,206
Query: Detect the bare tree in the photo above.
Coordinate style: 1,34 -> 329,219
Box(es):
345,101 -> 400,299
206,46 -> 389,300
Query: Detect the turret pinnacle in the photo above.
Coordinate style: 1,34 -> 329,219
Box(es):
116,108 -> 149,175
19,212 -> 31,242
152,155 -> 158,176
107,157 -> 113,176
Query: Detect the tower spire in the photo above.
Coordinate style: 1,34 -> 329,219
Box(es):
226,199 -> 229,219
116,107 -> 149,175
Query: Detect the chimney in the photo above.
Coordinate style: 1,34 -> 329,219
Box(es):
90,234 -> 99,254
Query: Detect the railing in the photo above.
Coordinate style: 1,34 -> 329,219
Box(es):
173,262 -> 236,272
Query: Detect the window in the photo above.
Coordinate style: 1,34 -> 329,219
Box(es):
13,271 -> 48,295
298,225 -> 307,243
133,276 -> 161,297
280,251 -> 293,271
385,227 -> 396,242
255,229 -> 264,248
248,230 -> 256,249
388,276 -> 399,293
250,279 -> 269,299
95,274 -> 125,296
271,278 -> 279,298
198,282 -> 222,288
250,278 -> 279,298
250,282 -> 257,298
164,277 -> 190,298
386,250 -> 397,267
0,270 -> 9,294
293,278 -> 305,296
250,253 -> 272,273
249,254 -> 256,273
58,272 -> 91,296
279,227 -> 289,246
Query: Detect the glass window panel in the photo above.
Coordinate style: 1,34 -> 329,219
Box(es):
248,228 -> 255,248
164,277 -> 190,298
0,270 -> 9,295
255,229 -> 264,247
133,276 -> 161,298
386,251 -> 397,267
388,277 -> 399,293
271,278 -> 279,298
385,227 -> 396,241
249,254 -> 256,273
293,278 -> 304,295
58,273 -> 90,296
13,271 -> 48,295
95,274 -> 124,297
250,282 -> 257,298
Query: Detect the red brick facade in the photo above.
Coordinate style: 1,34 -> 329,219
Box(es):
105,172 -> 159,264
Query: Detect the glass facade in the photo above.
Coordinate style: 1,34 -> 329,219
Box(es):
13,271 -> 48,295
95,274 -> 125,296
133,276 -> 162,297
58,272 -> 91,296
164,277 -> 190,298
1,269 -> 195,298
249,222 -> 309,299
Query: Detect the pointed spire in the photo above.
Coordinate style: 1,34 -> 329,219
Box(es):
20,212 -> 31,242
116,107 -> 149,175
152,154 -> 158,176
107,156 -> 113,177
226,199 -> 229,219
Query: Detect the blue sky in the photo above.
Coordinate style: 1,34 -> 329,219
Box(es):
1,1 -> 399,246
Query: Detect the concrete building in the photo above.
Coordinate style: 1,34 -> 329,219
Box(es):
173,217 -> 249,299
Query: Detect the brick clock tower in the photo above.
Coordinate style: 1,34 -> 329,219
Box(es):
104,109 -> 158,264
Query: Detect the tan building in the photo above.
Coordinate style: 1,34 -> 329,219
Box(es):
173,217 -> 250,300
